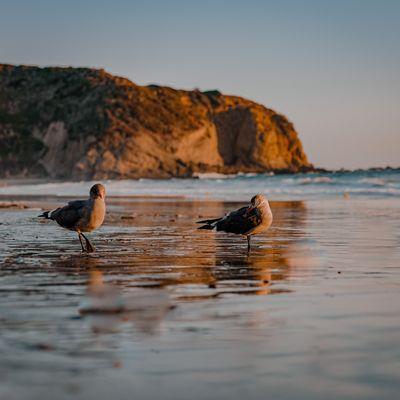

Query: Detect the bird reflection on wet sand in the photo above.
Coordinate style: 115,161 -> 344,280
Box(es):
79,270 -> 173,335
1,199 -> 311,301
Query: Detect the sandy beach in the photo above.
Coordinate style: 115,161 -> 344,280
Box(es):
1,194 -> 399,400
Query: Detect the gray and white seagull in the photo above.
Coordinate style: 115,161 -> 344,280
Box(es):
197,194 -> 273,253
39,183 -> 106,252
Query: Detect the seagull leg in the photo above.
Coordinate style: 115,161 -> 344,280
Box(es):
81,233 -> 95,253
247,236 -> 251,254
78,233 -> 86,252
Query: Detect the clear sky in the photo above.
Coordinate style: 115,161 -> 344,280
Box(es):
1,0 -> 399,169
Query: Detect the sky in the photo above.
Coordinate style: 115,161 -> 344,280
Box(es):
1,0 -> 399,169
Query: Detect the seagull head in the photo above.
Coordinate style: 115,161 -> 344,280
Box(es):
90,183 -> 106,200
250,194 -> 268,208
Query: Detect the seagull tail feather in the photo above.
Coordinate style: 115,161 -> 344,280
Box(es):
196,218 -> 221,224
197,217 -> 222,230
38,211 -> 51,219
198,223 -> 216,230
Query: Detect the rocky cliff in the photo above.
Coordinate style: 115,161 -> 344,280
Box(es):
0,64 -> 312,179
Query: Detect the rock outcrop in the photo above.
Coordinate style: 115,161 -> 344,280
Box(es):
0,64 -> 312,179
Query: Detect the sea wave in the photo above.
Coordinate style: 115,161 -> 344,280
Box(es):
358,178 -> 388,187
298,177 -> 334,185
192,172 -> 263,179
192,172 -> 237,179
0,170 -> 399,200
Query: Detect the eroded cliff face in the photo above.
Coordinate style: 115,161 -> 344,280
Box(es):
0,64 -> 312,179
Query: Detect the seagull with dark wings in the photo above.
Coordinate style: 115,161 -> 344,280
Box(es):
39,184 -> 106,253
197,194 -> 273,253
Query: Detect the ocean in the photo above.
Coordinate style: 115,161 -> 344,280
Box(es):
1,168 -> 399,200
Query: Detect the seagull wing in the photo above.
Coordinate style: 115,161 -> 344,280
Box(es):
67,200 -> 87,211
50,200 -> 87,230
215,205 -> 262,235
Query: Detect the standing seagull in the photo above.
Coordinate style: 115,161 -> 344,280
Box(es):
197,194 -> 273,253
39,184 -> 106,253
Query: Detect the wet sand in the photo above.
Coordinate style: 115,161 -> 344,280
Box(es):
0,197 -> 400,399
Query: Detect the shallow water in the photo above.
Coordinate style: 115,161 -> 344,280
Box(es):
0,197 -> 400,399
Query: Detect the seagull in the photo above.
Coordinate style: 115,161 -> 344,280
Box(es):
39,183 -> 106,253
197,194 -> 273,253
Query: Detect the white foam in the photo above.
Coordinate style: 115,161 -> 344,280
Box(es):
192,172 -> 237,179
298,177 -> 334,184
